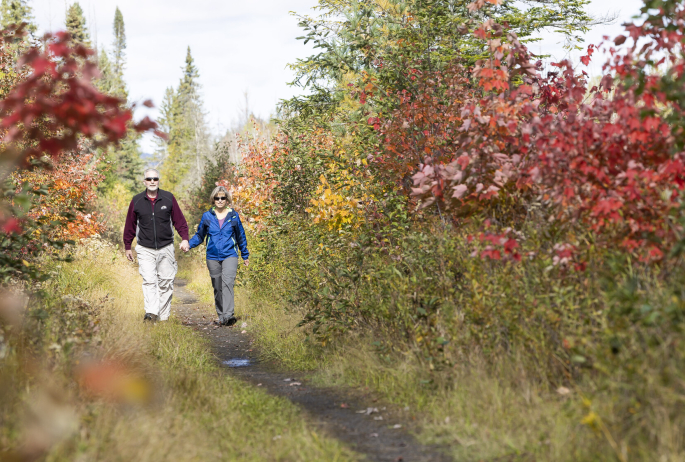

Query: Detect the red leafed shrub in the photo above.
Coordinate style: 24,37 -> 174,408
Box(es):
0,29 -> 157,171
379,25 -> 539,210
0,27 -> 159,280
469,226 -> 522,262
395,2 -> 685,262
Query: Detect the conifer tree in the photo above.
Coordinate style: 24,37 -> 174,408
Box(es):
65,2 -> 90,47
0,0 -> 36,34
94,7 -> 142,194
158,47 -> 210,195
112,7 -> 126,88
178,47 -> 200,101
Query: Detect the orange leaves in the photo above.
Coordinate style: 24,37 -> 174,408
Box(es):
12,150 -> 105,240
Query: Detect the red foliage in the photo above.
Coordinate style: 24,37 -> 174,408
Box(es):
0,27 -> 159,237
469,223 -> 522,262
0,29 -> 156,170
381,6 -> 685,262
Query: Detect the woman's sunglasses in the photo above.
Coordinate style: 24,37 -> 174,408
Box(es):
214,196 -> 228,202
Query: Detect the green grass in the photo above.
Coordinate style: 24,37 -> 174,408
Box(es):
177,233 -> 685,462
0,240 -> 357,462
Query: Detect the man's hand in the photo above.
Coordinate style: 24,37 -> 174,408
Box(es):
243,259 -> 249,267
125,250 -> 134,262
180,240 -> 190,252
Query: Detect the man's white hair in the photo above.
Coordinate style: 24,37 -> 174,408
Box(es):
144,168 -> 160,178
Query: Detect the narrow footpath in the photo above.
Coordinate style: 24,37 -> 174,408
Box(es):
171,279 -> 451,462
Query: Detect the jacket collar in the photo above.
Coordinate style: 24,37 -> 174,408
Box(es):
209,207 -> 233,217
143,189 -> 165,201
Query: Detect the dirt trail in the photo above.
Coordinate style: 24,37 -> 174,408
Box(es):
171,279 -> 451,462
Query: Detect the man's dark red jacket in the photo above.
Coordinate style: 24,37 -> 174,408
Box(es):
123,189 -> 189,250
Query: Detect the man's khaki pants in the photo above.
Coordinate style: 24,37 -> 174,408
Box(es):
135,244 -> 178,321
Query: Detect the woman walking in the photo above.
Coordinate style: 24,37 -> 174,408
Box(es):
189,186 -> 249,326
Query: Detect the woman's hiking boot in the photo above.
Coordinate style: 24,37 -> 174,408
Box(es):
143,313 -> 158,323
222,316 -> 237,327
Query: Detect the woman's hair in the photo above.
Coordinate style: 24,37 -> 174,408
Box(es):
209,185 -> 232,206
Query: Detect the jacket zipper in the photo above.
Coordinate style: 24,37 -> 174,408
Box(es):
151,199 -> 158,249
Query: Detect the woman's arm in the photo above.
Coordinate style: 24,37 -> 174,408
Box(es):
235,213 -> 249,260
188,216 -> 207,249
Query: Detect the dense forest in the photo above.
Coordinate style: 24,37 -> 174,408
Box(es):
1,0 -> 685,460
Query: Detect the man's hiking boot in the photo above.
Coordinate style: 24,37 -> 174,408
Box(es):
143,313 -> 158,323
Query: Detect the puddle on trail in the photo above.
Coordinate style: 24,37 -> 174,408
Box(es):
223,359 -> 251,368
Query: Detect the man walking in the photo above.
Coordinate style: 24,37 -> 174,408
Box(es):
123,169 -> 190,322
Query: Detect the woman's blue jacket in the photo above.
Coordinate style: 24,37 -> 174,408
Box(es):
188,208 -> 249,261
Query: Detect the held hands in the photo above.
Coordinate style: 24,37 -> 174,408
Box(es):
180,240 -> 190,252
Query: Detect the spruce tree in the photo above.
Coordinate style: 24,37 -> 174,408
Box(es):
94,7 -> 142,195
0,0 -> 36,34
112,7 -> 126,89
159,47 -> 210,195
177,47 -> 200,105
65,2 -> 90,47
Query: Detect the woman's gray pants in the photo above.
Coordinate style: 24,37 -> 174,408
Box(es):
206,257 -> 238,322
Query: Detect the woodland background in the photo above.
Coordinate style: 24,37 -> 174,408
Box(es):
1,0 -> 685,460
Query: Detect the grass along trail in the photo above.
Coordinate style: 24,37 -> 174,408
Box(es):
172,278 -> 451,462
1,241 -> 357,461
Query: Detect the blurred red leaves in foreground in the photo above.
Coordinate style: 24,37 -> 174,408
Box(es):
0,26 -> 160,240
0,28 -> 157,172
76,359 -> 152,405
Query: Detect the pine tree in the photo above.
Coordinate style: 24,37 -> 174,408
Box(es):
158,47 -> 210,195
95,49 -> 114,94
178,47 -> 200,101
94,7 -> 142,195
112,7 -> 126,90
65,2 -> 90,47
154,87 -> 177,162
0,0 -> 36,34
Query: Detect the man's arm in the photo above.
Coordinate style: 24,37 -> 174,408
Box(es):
123,200 -> 137,261
170,195 -> 190,251
124,201 -> 138,261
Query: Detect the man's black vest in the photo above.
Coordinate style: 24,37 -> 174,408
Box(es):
131,189 -> 177,249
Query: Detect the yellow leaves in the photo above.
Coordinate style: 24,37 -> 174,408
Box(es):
307,175 -> 365,231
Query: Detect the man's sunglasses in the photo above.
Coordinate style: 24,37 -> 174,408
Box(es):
145,177 -> 159,181
214,196 -> 228,202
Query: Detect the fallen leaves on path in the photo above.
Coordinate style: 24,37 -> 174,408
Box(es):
357,407 -> 379,415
